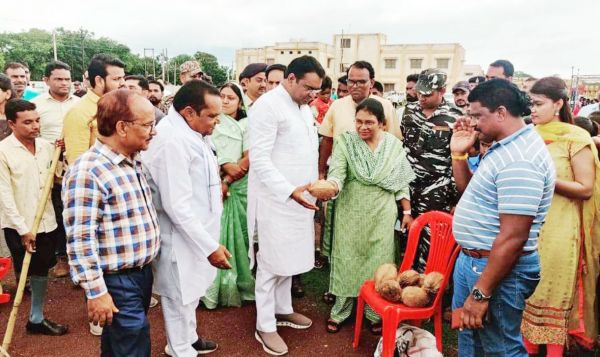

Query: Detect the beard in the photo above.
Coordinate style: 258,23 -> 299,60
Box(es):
148,96 -> 161,105
406,94 -> 418,102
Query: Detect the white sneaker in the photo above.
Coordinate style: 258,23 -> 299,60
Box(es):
150,296 -> 159,308
89,321 -> 103,336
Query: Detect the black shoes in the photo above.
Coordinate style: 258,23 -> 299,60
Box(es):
192,339 -> 218,355
26,319 -> 68,336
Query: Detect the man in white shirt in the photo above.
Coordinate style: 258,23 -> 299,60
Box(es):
0,99 -> 67,336
31,60 -> 79,278
248,56 -> 324,355
143,80 -> 231,356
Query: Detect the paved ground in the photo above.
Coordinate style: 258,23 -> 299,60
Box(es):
0,269 -> 460,357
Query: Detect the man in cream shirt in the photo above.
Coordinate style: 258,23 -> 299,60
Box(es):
0,99 -> 67,336
31,60 -> 79,278
143,80 -> 231,356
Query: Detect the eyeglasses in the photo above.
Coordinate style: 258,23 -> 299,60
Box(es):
347,79 -> 370,87
126,120 -> 156,132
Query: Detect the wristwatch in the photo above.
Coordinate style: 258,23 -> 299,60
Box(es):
471,287 -> 491,302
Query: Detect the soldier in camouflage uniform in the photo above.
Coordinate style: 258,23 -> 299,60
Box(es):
161,60 -> 204,112
401,68 -> 461,270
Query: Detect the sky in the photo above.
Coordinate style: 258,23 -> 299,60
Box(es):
0,0 -> 597,78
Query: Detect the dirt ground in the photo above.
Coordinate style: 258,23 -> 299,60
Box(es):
0,274 -> 391,357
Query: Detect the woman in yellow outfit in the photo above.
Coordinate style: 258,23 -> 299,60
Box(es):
521,77 -> 600,356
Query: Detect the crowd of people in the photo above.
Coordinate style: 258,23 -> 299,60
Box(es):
0,52 -> 598,357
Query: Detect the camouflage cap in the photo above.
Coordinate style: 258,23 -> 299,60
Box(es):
179,60 -> 203,76
415,68 -> 447,95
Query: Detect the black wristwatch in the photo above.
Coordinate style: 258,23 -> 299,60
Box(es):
471,287 -> 491,302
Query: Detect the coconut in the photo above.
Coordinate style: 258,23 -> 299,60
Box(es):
401,286 -> 431,307
378,280 -> 403,302
374,263 -> 398,291
423,272 -> 444,297
308,180 -> 337,200
397,269 -> 420,288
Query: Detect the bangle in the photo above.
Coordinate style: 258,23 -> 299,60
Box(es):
403,210 -> 412,216
451,153 -> 468,161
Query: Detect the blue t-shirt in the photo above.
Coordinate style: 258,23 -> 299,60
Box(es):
453,125 -> 555,251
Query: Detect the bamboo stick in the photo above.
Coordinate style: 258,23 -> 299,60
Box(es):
1,143 -> 63,355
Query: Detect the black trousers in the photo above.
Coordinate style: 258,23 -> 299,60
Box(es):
51,184 -> 67,257
101,265 -> 153,357
3,228 -> 56,277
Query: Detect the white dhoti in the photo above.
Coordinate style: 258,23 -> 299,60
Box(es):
161,295 -> 200,357
255,256 -> 294,333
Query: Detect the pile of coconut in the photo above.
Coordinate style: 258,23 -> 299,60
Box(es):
373,263 -> 444,307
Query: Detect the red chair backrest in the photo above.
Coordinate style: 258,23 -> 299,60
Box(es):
0,257 -> 11,280
398,211 -> 459,305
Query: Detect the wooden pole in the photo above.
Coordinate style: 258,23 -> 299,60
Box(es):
1,143 -> 62,355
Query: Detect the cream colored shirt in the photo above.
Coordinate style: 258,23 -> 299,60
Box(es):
31,92 -> 80,142
0,134 -> 57,235
318,95 -> 402,139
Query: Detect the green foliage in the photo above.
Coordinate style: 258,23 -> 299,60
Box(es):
194,51 -> 229,86
0,28 -> 230,86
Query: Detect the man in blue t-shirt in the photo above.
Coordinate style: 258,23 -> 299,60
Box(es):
450,79 -> 556,356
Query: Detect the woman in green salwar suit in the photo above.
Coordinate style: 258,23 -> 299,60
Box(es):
315,98 -> 416,333
202,83 -> 255,309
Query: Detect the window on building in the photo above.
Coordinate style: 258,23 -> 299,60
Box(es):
384,83 -> 395,92
309,50 -> 313,54
410,58 -> 423,69
340,63 -> 349,73
280,51 -> 284,54
384,58 -> 397,69
266,58 -> 275,65
436,58 -> 450,69
289,51 -> 293,54
297,51 -> 301,54
327,58 -> 333,69
340,38 -> 351,48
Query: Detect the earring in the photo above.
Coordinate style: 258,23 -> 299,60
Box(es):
554,110 -> 559,116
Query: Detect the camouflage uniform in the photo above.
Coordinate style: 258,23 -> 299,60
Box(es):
160,60 -> 205,113
401,69 -> 461,270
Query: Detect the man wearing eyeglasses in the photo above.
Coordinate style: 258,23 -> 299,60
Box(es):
318,61 -> 401,180
400,68 -> 462,271
63,90 -> 159,356
161,60 -> 205,113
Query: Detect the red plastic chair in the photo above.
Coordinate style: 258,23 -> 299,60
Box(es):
353,211 -> 460,357
0,257 -> 12,304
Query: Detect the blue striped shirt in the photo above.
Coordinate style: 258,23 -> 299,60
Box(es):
453,125 -> 555,251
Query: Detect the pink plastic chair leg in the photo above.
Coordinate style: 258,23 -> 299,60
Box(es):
353,294 -> 366,349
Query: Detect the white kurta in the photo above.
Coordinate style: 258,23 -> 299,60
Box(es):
142,111 -> 222,305
247,85 -> 318,276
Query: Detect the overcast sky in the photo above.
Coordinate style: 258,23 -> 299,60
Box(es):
1,0 -> 597,78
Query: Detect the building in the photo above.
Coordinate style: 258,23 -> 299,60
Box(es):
236,33 -> 471,93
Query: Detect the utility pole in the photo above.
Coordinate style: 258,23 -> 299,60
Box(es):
52,30 -> 57,61
81,31 -> 86,77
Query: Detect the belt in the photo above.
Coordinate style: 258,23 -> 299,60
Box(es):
461,248 -> 535,259
104,264 -> 149,275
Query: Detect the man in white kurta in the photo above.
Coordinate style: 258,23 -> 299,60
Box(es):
143,80 -> 231,357
248,55 -> 325,356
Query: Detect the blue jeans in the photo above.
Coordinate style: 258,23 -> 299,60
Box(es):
101,265 -> 153,357
452,251 -> 540,357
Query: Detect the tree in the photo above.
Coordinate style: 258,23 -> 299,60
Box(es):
194,51 -> 229,86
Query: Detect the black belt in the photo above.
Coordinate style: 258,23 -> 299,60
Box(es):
461,248 -> 535,259
104,264 -> 149,275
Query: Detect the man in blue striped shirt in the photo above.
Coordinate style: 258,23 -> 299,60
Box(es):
450,79 -> 555,356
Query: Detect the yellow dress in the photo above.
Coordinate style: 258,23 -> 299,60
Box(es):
521,122 -> 600,349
